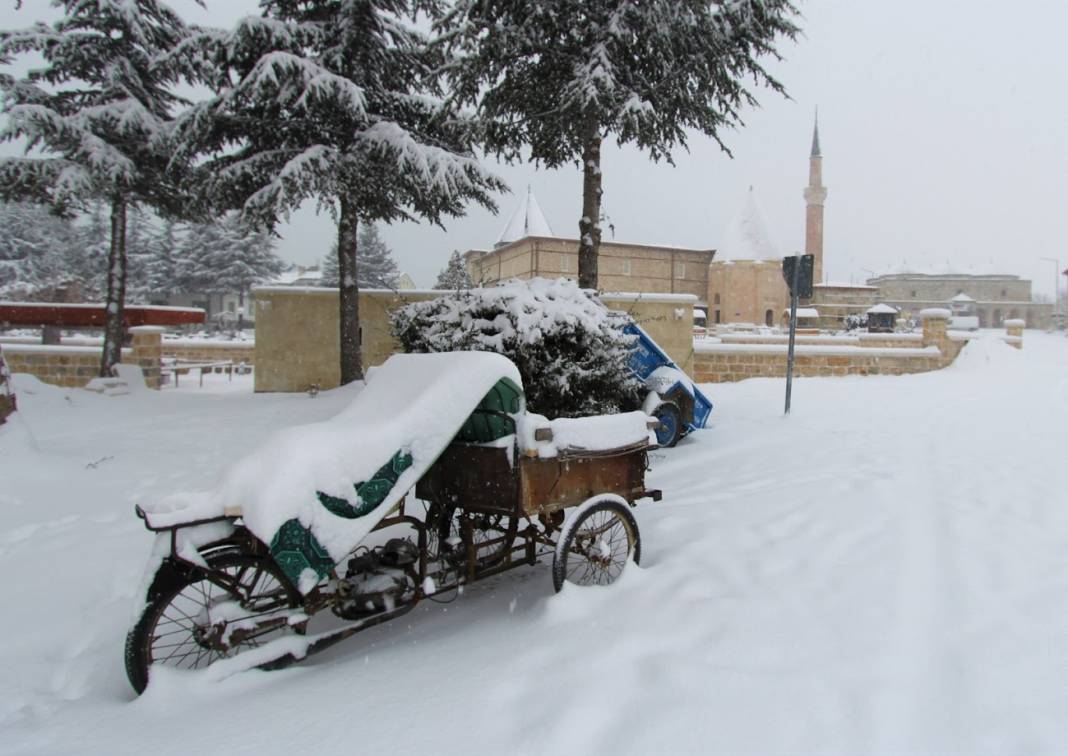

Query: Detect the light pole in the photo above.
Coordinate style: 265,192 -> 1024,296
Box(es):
1040,257 -> 1061,313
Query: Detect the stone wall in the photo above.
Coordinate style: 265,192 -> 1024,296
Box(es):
2,327 -> 164,389
465,237 -> 713,303
706,259 -> 790,327
693,311 -> 969,383
253,287 -> 697,393
162,339 -> 255,366
253,287 -> 438,393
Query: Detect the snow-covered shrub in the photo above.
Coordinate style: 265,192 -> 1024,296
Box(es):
844,314 -> 868,332
391,278 -> 643,418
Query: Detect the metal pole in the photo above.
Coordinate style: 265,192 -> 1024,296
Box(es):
785,254 -> 801,415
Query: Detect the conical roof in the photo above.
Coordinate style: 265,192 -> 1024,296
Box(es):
715,187 -> 780,262
495,186 -> 554,247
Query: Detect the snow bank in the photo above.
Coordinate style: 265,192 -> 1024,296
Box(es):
949,334 -> 1021,373
144,352 -> 522,566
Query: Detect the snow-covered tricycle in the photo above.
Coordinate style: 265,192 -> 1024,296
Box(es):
125,352 -> 661,693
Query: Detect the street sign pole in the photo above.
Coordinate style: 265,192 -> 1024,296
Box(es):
784,255 -> 801,415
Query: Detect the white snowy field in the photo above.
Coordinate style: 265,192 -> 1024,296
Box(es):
1,332 -> 1066,755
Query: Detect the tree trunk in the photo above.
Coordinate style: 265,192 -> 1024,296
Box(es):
100,196 -> 127,377
337,196 -> 363,384
577,116 -> 603,291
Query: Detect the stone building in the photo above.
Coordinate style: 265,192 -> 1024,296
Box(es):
705,188 -> 789,326
463,187 -> 714,304
865,272 -> 1051,327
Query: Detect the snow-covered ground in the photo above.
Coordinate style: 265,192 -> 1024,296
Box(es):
2,332 -> 1066,755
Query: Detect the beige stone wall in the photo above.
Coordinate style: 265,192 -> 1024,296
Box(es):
466,237 -> 713,303
253,287 -> 438,393
693,313 -> 980,384
601,294 -> 695,376
707,260 -> 790,326
163,341 -> 256,366
254,287 -> 696,393
693,347 -> 945,383
3,345 -> 161,388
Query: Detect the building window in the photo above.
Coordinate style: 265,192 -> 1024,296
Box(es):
714,293 -> 721,305
560,255 -> 569,272
714,310 -> 721,324
765,309 -> 774,327
1001,288 -> 1007,298
911,290 -> 917,298
622,259 -> 631,276
675,262 -> 685,279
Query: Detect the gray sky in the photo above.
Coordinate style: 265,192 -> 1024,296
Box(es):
4,1 -> 1067,296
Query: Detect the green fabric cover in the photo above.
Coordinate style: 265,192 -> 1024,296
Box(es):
270,450 -> 414,588
454,378 -> 522,443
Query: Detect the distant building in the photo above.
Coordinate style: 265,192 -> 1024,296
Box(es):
464,188 -> 714,305
865,272 -> 1051,328
705,187 -> 790,327
710,116 -> 1049,329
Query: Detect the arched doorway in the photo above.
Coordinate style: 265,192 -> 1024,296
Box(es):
977,310 -> 987,328
993,308 -> 1002,326
765,309 -> 774,327
1008,309 -> 1020,321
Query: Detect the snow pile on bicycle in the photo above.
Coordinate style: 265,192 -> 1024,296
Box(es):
127,350 -> 659,693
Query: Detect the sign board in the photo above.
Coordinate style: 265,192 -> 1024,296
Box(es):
781,255 -> 815,299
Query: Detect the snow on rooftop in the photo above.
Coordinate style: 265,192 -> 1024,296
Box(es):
951,292 -> 976,302
867,303 -> 899,314
495,186 -> 554,247
715,187 -> 780,262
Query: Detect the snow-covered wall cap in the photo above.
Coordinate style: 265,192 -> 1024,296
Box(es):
951,292 -> 976,302
866,303 -> 899,315
1004,318 -> 1026,327
918,308 -> 952,320
783,307 -> 820,318
129,326 -> 167,334
253,285 -> 441,296
601,292 -> 698,303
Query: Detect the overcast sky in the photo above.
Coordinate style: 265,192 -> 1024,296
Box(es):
3,1 -> 1067,296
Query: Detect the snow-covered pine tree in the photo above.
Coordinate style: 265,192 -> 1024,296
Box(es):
355,223 -> 398,289
0,1 -> 196,376
124,207 -> 154,304
145,219 -> 182,302
434,250 -> 473,290
175,214 -> 284,318
174,218 -> 230,305
439,0 -> 800,289
0,202 -> 79,300
321,223 -> 398,289
172,1 -> 504,384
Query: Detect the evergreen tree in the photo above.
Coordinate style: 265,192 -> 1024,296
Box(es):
173,1 -> 504,384
0,202 -> 78,300
176,214 -> 285,313
124,207 -> 154,304
0,1 -> 196,375
439,0 -> 800,289
321,223 -> 397,289
145,219 -> 182,302
355,223 -> 398,289
434,250 -> 473,290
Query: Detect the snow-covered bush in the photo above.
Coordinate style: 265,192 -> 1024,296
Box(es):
391,278 -> 642,418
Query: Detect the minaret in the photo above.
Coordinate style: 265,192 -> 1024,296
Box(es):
803,112 -> 828,284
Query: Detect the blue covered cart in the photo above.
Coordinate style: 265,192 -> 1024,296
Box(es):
624,322 -> 713,447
